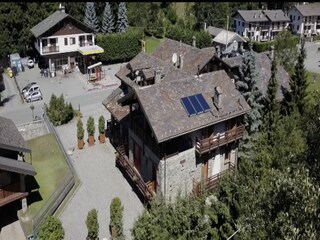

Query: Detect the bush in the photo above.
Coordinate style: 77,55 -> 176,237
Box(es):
98,115 -> 105,134
37,215 -> 64,240
252,41 -> 274,53
77,119 -> 84,140
86,209 -> 99,240
96,28 -> 144,64
45,94 -> 74,126
110,197 -> 124,239
86,116 -> 95,136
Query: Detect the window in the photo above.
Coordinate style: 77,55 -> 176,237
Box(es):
297,25 -> 299,31
42,39 -> 48,47
293,15 -> 295,20
238,21 -> 240,26
234,20 -> 236,27
70,37 -> 75,45
242,22 -> 244,27
298,16 -> 300,21
64,38 -> 68,46
290,15 -> 292,20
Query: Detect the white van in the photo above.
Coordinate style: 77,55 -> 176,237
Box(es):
23,84 -> 40,99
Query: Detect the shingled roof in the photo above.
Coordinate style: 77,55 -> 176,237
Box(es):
295,3 -> 320,16
152,38 -> 215,75
263,10 -> 290,22
30,9 -> 93,38
0,116 -> 31,153
237,10 -> 268,22
134,70 -> 251,143
223,52 -> 290,99
0,156 -> 36,176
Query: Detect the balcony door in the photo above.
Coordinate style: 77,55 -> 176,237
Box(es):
133,142 -> 141,173
201,159 -> 208,181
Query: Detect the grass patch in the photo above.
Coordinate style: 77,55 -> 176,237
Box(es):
306,71 -> 320,103
145,37 -> 166,55
19,134 -> 70,234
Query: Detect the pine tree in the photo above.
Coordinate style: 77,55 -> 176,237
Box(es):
101,2 -> 114,34
117,2 -> 129,33
263,57 -> 280,145
236,43 -> 264,135
84,2 -> 99,33
287,39 -> 309,115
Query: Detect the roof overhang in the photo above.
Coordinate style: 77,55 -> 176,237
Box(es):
0,156 -> 36,176
78,45 -> 104,55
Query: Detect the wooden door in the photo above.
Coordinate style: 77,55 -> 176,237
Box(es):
201,159 -> 208,181
134,143 -> 141,173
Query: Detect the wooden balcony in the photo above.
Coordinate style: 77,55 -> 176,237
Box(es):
0,182 -> 28,207
115,145 -> 155,202
193,162 -> 235,197
196,125 -> 244,155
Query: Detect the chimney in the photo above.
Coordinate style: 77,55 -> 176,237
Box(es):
213,86 -> 223,109
275,12 -> 277,18
259,12 -> 262,18
179,54 -> 184,69
253,13 -> 257,18
204,22 -> 207,31
154,68 -> 162,84
59,3 -> 65,13
192,35 -> 196,48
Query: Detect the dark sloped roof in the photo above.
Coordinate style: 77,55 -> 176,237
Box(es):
152,38 -> 215,75
31,10 -> 69,38
0,116 -> 31,153
223,52 -> 290,99
0,156 -> 36,176
263,10 -> 290,22
135,70 -> 251,143
237,10 -> 268,22
206,26 -> 223,36
295,3 -> 320,16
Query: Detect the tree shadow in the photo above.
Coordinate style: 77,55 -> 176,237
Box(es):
25,175 -> 42,206
0,94 -> 16,106
26,191 -> 43,206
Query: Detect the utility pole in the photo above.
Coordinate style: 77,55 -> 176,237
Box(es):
226,15 -> 229,51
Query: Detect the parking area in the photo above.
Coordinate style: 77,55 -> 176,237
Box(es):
301,41 -> 320,74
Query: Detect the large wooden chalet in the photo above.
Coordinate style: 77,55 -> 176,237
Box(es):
103,39 -> 251,202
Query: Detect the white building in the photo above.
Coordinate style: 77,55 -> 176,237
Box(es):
288,3 -> 320,36
233,10 -> 290,41
30,5 -> 104,74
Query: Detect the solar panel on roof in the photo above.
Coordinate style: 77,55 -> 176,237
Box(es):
189,95 -> 204,114
181,97 -> 196,117
195,94 -> 210,112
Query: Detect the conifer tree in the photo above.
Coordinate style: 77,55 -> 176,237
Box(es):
287,39 -> 309,115
117,2 -> 129,33
101,2 -> 114,34
263,57 -> 280,145
236,42 -> 264,135
84,2 -> 99,33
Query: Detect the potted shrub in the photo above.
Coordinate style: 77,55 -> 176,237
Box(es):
109,197 -> 124,239
87,116 -> 95,146
98,115 -> 106,144
77,119 -> 85,149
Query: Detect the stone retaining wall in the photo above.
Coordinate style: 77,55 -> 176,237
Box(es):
17,120 -> 49,141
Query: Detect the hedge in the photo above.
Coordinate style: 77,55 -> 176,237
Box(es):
252,41 -> 274,53
96,28 -> 144,64
165,25 -> 212,49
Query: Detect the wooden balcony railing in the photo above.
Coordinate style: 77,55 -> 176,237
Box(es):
115,145 -> 155,202
196,125 -> 244,155
0,182 -> 28,207
42,45 -> 59,54
193,162 -> 235,197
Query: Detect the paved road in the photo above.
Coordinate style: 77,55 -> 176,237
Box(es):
299,41 -> 320,74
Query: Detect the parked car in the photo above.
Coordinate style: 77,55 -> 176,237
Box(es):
27,59 -> 34,68
25,90 -> 42,103
23,84 -> 40,98
22,82 -> 37,94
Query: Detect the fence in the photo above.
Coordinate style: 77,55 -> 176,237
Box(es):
22,113 -> 75,240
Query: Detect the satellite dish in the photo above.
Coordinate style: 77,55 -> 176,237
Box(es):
172,53 -> 178,64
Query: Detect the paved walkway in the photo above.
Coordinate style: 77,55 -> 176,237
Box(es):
0,221 -> 25,240
56,103 -> 144,240
299,41 -> 320,74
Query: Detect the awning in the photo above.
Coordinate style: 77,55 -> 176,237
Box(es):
88,62 -> 102,70
0,156 -> 36,176
78,45 -> 104,55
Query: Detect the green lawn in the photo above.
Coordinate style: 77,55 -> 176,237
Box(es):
145,37 -> 166,55
19,134 -> 70,234
306,71 -> 320,103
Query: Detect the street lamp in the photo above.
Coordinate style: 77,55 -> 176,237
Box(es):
30,104 -> 34,121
